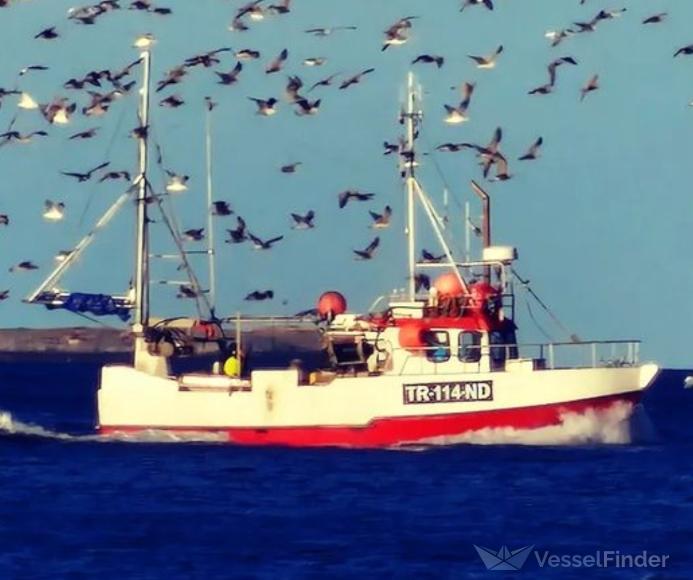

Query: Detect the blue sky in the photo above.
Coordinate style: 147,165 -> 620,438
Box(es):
1,0 -> 692,367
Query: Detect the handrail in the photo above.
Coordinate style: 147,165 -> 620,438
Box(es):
387,339 -> 641,376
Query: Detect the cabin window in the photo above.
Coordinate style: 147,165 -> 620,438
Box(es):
458,331 -> 481,363
425,331 -> 450,363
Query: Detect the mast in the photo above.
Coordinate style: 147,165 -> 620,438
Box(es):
401,72 -> 469,296
133,38 -> 152,335
404,71 -> 418,301
205,98 -> 217,315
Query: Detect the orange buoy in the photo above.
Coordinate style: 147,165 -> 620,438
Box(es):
469,281 -> 498,311
434,272 -> 465,297
398,322 -> 427,351
317,291 -> 347,318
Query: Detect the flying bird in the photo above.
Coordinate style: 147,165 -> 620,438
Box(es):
55,250 -> 73,262
216,62 -> 243,85
303,57 -> 326,67
460,0 -> 493,11
18,65 -> 49,77
226,217 -> 247,243
68,128 -> 99,140
248,232 -> 283,249
412,54 -> 444,68
488,152 -> 512,181
309,73 -> 341,92
211,201 -> 233,216
159,95 -> 184,108
369,206 -> 392,229
468,45 -> 503,69
61,161 -> 110,182
40,99 -> 76,125
245,290 -> 274,301
304,26 -> 357,37
9,261 -> 39,273
34,27 -> 59,40
249,97 -> 278,115
0,128 -> 48,145
43,200 -> 65,222
338,68 -> 374,90
354,237 -> 380,260
548,56 -> 578,84
281,162 -> 302,173
294,97 -> 321,116
382,17 -> 416,51
285,75 -> 303,102
444,82 -> 475,123
674,45 -> 693,58
99,170 -> 131,182
182,228 -> 205,241
421,249 -> 445,263
580,74 -> 599,100
267,0 -> 291,15
338,190 -> 375,208
643,13 -> 666,25
165,171 -> 189,193
177,284 -> 201,299
545,29 -> 575,47
156,65 -> 187,92
518,137 -> 543,161
265,48 -> 288,74
184,47 -> 232,69
235,49 -> 260,61
291,210 -> 315,229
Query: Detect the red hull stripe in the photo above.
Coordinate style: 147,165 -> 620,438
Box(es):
98,392 -> 641,448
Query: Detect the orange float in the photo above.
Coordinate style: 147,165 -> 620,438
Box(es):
398,322 -> 427,351
317,291 -> 347,318
433,273 -> 465,297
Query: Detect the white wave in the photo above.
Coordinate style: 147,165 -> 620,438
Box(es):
100,429 -> 227,444
0,410 -> 225,444
0,410 -> 77,441
404,401 -> 639,448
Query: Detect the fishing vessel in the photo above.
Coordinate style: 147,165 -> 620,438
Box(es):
27,38 -> 658,447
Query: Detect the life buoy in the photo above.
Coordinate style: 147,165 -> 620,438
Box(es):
192,320 -> 222,340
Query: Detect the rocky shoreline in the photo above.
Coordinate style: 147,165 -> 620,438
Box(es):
0,325 -> 323,356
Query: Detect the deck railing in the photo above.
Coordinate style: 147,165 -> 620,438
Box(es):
395,340 -> 641,376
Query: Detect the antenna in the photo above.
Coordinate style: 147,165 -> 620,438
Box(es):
204,97 -> 217,316
401,72 -> 468,297
133,36 -> 152,334
403,71 -> 418,301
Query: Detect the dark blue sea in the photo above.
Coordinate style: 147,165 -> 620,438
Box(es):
0,357 -> 691,579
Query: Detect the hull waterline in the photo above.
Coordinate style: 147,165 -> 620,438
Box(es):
98,391 -> 643,448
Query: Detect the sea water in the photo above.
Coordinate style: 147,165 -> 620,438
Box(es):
0,359 -> 691,578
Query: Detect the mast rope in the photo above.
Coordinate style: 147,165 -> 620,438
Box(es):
513,268 -> 580,343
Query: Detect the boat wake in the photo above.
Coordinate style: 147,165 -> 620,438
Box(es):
0,410 -> 225,444
101,429 -> 227,444
0,410 -> 82,441
397,402 -> 646,450
0,402 -> 653,448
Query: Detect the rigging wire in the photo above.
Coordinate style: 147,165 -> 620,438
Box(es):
77,97 -> 130,229
523,294 -> 554,343
142,174 -> 213,321
513,268 -> 580,343
418,131 -> 470,258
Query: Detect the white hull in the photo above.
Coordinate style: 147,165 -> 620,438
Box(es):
97,363 -> 659,447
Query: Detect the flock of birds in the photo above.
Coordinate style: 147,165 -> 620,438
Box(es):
0,0 -> 691,310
